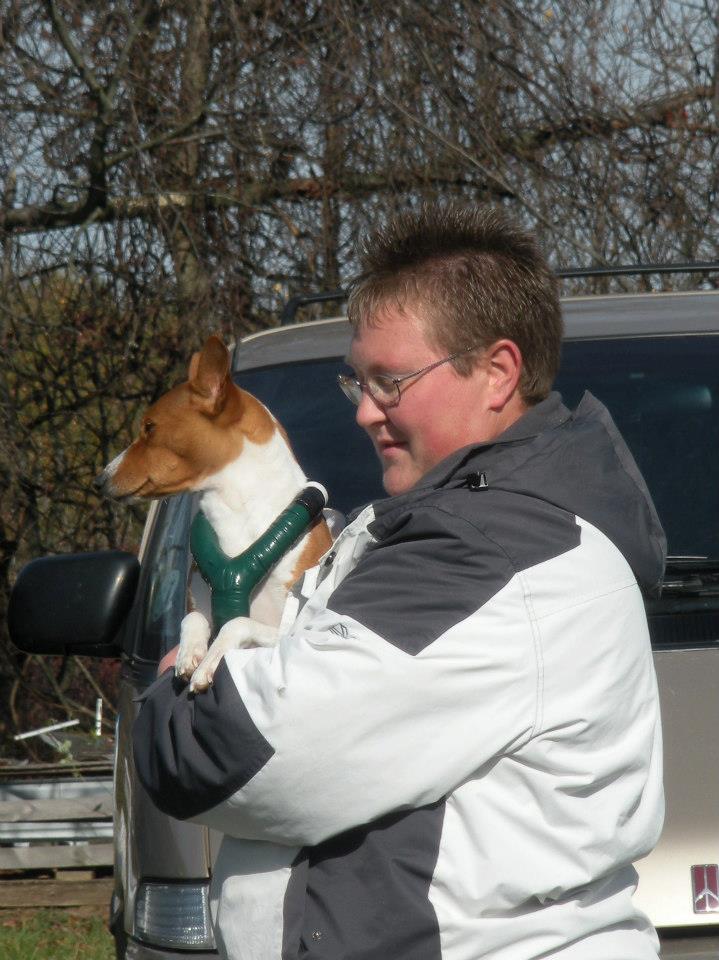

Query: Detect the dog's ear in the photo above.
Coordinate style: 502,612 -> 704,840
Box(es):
188,335 -> 231,415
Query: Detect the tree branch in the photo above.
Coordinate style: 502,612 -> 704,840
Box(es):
43,0 -> 111,112
518,84 -> 714,153
1,170 -> 496,235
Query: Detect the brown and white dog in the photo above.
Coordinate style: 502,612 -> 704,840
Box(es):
97,334 -> 333,690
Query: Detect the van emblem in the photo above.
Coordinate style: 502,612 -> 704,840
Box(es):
692,865 -> 719,913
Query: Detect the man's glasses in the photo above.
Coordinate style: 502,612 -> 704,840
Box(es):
337,344 -> 481,407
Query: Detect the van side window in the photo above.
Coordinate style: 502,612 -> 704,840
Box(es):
134,494 -> 194,662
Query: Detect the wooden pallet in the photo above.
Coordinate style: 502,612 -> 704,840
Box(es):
0,874 -> 115,910
0,778 -> 114,910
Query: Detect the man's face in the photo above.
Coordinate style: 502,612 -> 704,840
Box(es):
347,303 -> 520,496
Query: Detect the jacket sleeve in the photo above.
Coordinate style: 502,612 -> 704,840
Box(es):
132,505 -> 541,846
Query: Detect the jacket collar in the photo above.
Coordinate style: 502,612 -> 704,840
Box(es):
370,392 -> 570,520
416,391 -> 571,491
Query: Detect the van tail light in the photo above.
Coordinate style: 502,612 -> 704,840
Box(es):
135,880 -> 216,950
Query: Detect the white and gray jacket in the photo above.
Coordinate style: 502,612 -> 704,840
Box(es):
134,391 -> 666,960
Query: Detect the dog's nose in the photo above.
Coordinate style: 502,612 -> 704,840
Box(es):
93,472 -> 107,492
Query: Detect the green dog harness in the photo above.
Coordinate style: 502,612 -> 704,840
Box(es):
190,483 -> 328,631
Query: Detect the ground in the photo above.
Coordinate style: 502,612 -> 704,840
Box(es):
0,909 -> 114,960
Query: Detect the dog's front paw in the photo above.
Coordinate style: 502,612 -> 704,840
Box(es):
188,618 -> 279,692
176,611 -> 211,683
189,641 -> 230,693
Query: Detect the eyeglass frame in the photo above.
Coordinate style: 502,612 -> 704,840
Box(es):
337,343 -> 483,407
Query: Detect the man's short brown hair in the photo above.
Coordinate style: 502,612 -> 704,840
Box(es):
347,204 -> 563,404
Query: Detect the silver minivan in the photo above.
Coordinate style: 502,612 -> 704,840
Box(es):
9,283 -> 719,959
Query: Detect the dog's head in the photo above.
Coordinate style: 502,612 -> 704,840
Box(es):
96,335 -> 273,500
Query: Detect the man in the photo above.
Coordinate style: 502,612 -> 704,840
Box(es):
134,204 -> 665,959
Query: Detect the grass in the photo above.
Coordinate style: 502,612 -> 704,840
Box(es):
0,910 -> 115,960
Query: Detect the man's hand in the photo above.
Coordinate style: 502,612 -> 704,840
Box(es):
158,644 -> 180,676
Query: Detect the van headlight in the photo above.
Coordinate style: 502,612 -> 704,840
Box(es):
135,880 -> 216,950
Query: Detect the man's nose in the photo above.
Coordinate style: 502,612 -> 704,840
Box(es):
355,389 -> 387,430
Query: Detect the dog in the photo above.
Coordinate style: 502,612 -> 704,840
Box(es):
96,333 -> 334,691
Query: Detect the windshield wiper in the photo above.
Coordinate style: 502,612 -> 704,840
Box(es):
661,557 -> 719,595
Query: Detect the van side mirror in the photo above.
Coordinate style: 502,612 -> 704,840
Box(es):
9,551 -> 140,657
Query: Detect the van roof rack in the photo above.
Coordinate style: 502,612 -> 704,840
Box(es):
280,291 -> 346,326
557,261 -> 719,280
280,262 -> 719,325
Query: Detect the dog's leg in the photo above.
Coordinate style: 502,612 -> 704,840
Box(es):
189,617 -> 278,692
176,611 -> 212,682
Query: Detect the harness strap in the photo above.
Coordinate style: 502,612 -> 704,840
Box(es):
190,483 -> 328,630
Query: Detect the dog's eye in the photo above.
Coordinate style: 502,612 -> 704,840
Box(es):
143,420 -> 156,437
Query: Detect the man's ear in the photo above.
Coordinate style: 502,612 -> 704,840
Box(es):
484,339 -> 523,410
188,335 -> 231,415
